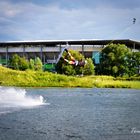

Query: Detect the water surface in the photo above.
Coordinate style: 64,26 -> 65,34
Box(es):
0,87 -> 140,140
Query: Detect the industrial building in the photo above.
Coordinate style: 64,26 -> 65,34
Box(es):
0,39 -> 140,66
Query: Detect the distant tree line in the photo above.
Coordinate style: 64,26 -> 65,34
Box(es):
9,54 -> 42,71
8,44 -> 140,77
9,52 -> 95,76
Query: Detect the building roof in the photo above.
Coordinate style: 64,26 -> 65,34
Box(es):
0,39 -> 140,49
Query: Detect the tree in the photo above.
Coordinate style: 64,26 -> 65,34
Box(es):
83,58 -> 95,75
99,43 -> 132,77
10,54 -> 29,70
29,59 -> 35,70
62,65 -> 76,75
10,54 -> 20,70
133,52 -> 140,74
56,50 -> 95,75
128,51 -> 140,76
34,57 -> 42,71
18,57 -> 29,70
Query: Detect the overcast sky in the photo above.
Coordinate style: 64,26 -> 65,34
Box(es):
0,0 -> 140,41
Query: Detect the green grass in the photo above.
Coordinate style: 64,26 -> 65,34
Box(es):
0,66 -> 140,89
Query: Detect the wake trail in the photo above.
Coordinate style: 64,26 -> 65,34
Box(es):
0,86 -> 49,115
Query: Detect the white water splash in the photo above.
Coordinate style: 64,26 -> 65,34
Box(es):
0,87 -> 46,108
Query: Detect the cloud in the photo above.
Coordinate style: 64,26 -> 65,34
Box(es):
0,1 -> 21,18
35,0 -> 140,9
0,0 -> 140,41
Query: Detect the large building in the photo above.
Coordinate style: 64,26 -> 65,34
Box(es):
0,39 -> 140,66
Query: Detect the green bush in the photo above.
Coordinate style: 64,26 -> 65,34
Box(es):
34,57 -> 43,71
62,65 -> 76,75
29,59 -> 35,70
83,58 -> 95,75
19,57 -> 29,70
10,54 -> 29,70
10,54 -> 20,70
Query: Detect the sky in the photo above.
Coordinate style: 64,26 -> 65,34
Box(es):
0,0 -> 140,41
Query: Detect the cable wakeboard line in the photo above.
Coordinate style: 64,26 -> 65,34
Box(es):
56,42 -> 69,64
56,42 -> 87,67
92,18 -> 137,60
56,18 -> 137,65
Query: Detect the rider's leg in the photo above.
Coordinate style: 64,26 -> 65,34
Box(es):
64,58 -> 75,65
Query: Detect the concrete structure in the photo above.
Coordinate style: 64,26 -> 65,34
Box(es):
0,39 -> 140,65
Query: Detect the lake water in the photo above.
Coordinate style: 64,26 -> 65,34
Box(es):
0,87 -> 140,140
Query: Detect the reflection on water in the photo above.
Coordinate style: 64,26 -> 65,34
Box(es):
0,87 -> 140,140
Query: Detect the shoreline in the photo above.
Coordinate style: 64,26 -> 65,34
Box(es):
0,66 -> 140,89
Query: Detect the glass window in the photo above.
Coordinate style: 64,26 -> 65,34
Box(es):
92,51 -> 100,64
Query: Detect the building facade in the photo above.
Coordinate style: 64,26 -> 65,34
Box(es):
0,39 -> 140,66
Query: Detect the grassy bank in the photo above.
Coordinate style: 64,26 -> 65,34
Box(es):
0,66 -> 140,89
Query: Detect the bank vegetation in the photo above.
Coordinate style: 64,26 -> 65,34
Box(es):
0,66 -> 140,89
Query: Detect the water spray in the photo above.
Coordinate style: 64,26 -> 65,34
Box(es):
0,87 -> 48,115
